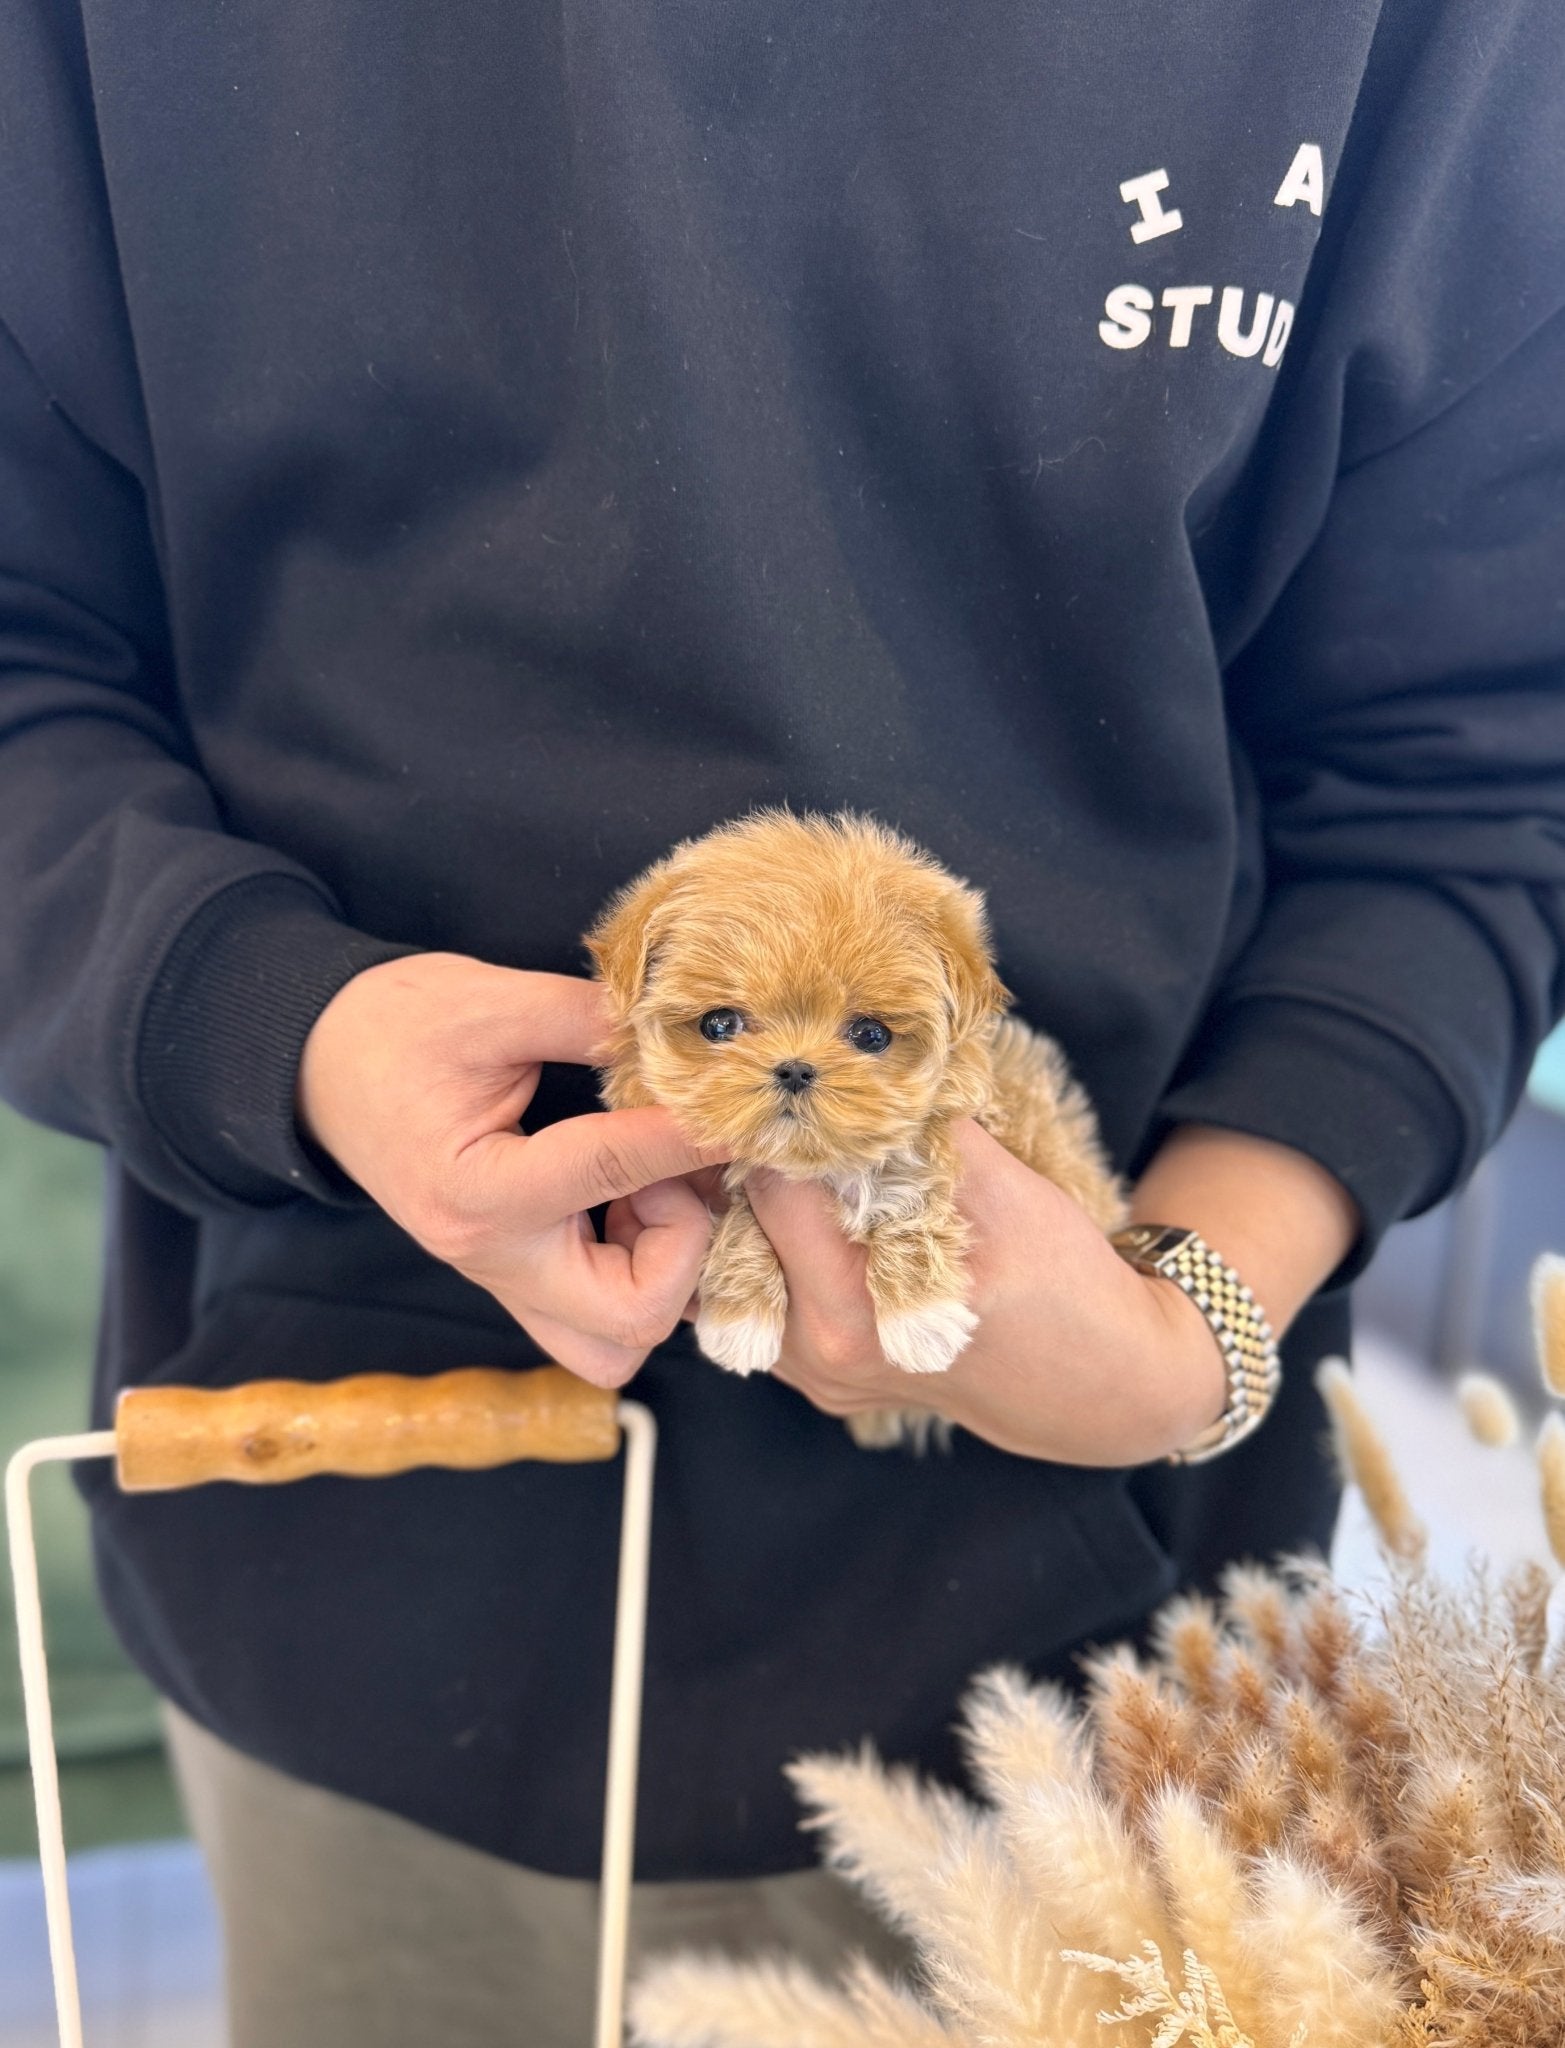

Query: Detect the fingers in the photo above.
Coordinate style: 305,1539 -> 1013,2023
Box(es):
511,1304 -> 650,1389
745,1171 -> 879,1370
479,970 -> 618,1068
746,1171 -> 871,1312
605,1182 -> 708,1326
609,1174 -> 715,1317
472,1169 -> 714,1383
420,1115 -> 721,1382
478,1106 -> 726,1225
300,953 -> 717,1386
602,1194 -> 641,1255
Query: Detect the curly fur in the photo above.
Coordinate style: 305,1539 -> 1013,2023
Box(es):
586,809 -> 1123,1445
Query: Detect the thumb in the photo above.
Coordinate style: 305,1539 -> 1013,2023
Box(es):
493,1106 -> 728,1227
467,969 -> 617,1069
746,1169 -> 865,1298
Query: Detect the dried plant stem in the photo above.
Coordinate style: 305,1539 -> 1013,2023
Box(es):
1316,1357 -> 1428,1562
1538,1413 -> 1565,1570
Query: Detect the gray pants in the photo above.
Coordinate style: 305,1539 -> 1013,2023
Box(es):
163,1703 -> 910,2047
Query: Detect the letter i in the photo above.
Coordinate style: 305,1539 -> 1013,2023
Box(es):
1119,169 -> 1183,244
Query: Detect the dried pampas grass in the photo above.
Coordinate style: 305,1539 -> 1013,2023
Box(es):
1532,1253 -> 1565,1399
1455,1371 -> 1519,1449
630,1254 -> 1565,2048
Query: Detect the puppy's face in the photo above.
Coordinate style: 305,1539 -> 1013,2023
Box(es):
587,812 -> 1007,1174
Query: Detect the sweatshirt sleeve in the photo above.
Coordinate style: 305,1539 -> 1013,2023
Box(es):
0,318 -> 413,1210
1156,0 -> 1565,1280
0,6 -> 410,1211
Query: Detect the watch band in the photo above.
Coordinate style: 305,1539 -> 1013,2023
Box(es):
1110,1222 -> 1282,1464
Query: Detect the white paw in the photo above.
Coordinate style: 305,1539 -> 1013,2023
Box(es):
847,1408 -> 955,1454
695,1308 -> 786,1377
846,1407 -> 913,1451
876,1299 -> 979,1375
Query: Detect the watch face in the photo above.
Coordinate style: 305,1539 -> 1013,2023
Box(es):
1113,1223 -> 1193,1267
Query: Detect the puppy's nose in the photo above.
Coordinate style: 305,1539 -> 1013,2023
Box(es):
773,1060 -> 818,1097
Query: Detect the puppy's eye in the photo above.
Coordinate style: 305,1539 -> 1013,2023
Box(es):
699,1008 -> 746,1043
846,1016 -> 892,1054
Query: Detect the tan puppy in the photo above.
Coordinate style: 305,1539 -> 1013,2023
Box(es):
586,810 -> 1125,1444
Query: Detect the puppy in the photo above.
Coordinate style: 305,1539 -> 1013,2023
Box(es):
586,810 -> 1125,1446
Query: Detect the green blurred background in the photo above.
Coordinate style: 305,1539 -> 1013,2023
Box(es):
0,1102 -> 180,1855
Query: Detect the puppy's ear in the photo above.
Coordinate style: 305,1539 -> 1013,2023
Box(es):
585,856 -> 682,1011
930,879 -> 1010,1041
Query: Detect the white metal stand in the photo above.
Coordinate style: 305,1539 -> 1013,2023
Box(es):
5,1403 -> 657,2048
595,1401 -> 656,2048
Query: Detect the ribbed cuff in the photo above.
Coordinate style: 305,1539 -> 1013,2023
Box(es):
1150,994 -> 1468,1287
137,876 -> 419,1206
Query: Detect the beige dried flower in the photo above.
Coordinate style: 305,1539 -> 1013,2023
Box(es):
1059,1941 -> 1279,2048
958,1662 -> 1083,1804
1537,1412 -> 1565,1570
1295,1576 -> 1360,1702
1500,1560 -> 1552,1674
1219,1561 -> 1301,1681
635,1284 -> 1565,2048
1456,1370 -> 1521,1448
1146,1787 -> 1272,2041
1150,1593 -> 1225,1709
626,1951 -> 958,2048
1084,1645 -> 1204,1820
1531,1252 -> 1565,1399
1316,1356 -> 1428,1562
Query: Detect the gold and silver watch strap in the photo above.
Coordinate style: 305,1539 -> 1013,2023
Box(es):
1110,1222 -> 1281,1464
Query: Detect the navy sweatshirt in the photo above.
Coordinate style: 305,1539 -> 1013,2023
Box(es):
1,0 -> 1562,1876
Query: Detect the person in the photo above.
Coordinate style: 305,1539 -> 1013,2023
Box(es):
1,0 -> 1561,2041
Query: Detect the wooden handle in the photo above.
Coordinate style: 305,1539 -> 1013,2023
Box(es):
114,1366 -> 621,1491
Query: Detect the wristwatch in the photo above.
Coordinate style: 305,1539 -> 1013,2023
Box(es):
1110,1222 -> 1282,1464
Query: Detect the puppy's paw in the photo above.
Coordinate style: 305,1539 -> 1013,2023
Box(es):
846,1408 -> 909,1450
876,1299 -> 979,1375
695,1307 -> 787,1377
847,1407 -> 952,1453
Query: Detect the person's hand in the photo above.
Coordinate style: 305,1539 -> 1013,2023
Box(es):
741,1119 -> 1228,1465
295,953 -> 724,1387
